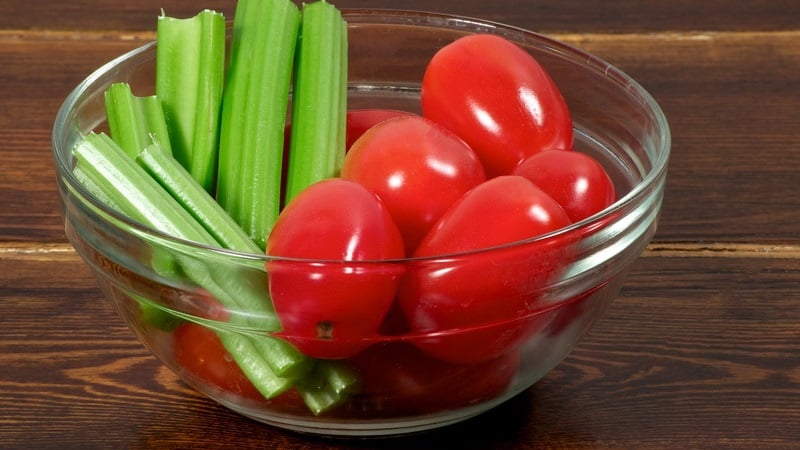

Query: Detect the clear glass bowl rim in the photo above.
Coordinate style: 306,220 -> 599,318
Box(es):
52,8 -> 671,265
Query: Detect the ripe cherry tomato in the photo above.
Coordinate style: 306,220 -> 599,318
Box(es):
422,34 -> 573,177
172,322 -> 263,401
265,179 -> 406,359
342,115 -> 486,254
344,342 -> 519,416
399,175 -> 573,363
344,109 -> 415,150
512,149 -> 616,222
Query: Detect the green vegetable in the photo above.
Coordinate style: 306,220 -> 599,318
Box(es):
216,0 -> 300,249
296,360 -> 359,415
73,133 -> 209,239
156,9 -> 226,193
76,0 -> 357,413
284,0 -> 348,203
136,295 -> 183,331
104,82 -> 173,158
71,132 -> 307,394
137,143 -> 261,254
217,330 -> 296,397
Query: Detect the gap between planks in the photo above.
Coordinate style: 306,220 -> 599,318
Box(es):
1,242 -> 799,261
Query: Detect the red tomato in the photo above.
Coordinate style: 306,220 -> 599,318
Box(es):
344,109 -> 415,150
172,322 -> 263,401
344,342 -> 519,416
513,149 -> 616,222
265,179 -> 406,359
342,115 -> 486,254
399,175 -> 573,363
421,34 -> 573,177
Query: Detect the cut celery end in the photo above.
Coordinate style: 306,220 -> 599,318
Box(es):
218,331 -> 296,398
293,359 -> 360,415
318,360 -> 360,397
284,0 -> 348,203
104,82 -> 172,158
156,9 -> 226,193
247,334 -> 313,379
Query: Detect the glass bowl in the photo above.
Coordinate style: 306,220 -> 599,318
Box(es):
52,9 -> 670,437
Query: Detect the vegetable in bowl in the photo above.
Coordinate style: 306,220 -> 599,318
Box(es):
54,0 -> 669,436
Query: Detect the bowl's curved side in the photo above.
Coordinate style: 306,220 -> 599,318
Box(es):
51,10 -> 669,437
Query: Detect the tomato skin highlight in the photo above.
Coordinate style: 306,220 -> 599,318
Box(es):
344,342 -> 519,415
422,34 -> 573,177
265,178 -> 406,359
400,175 -> 573,363
513,149 -> 616,222
173,322 -> 264,401
342,115 -> 486,254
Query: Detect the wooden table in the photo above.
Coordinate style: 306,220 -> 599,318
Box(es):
3,1 -> 799,448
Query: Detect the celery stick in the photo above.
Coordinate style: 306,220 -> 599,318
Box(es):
73,133 -> 211,239
218,331 -> 296,397
317,360 -> 360,397
216,0 -> 300,249
293,360 -> 359,415
156,9 -> 225,193
104,82 -> 172,158
296,384 -> 343,416
72,132 -> 307,395
247,333 -> 313,379
137,142 -> 261,254
73,165 -> 123,211
284,1 -> 348,203
136,142 -> 312,378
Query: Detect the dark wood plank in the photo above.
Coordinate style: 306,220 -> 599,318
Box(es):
2,251 -> 798,448
3,31 -> 799,243
558,31 -> 800,243
2,0 -> 799,34
2,1 -> 799,449
0,37 -> 147,243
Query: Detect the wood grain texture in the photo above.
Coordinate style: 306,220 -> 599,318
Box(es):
2,0 -> 800,448
2,0 -> 799,33
555,31 -> 800,243
0,38 -> 146,243
3,30 -> 799,243
2,253 -> 798,449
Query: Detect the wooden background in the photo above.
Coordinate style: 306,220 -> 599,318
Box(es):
2,0 -> 799,448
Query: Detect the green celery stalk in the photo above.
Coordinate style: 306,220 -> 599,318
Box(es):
72,165 -> 123,210
217,331 -> 296,397
137,142 -> 261,254
156,9 -> 225,193
104,82 -> 172,158
284,1 -> 348,203
73,133 -> 210,239
295,360 -> 359,415
71,132 -> 308,393
317,360 -> 360,397
136,141 -> 312,378
134,294 -> 183,331
216,0 -> 300,249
